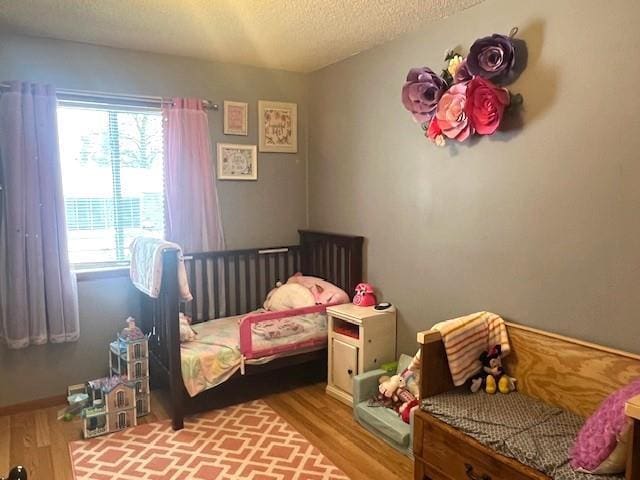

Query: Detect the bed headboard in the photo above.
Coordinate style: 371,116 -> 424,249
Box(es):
298,230 -> 364,297
172,230 -> 364,324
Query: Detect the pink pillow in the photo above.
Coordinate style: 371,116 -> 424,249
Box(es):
570,378 -> 640,474
286,273 -> 349,305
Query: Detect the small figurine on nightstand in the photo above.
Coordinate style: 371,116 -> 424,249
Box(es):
353,283 -> 377,307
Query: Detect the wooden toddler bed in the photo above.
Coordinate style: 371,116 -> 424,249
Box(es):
138,230 -> 363,430
414,323 -> 640,480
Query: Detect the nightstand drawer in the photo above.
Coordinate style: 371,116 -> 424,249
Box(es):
331,339 -> 358,394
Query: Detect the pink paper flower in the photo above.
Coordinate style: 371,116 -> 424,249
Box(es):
465,76 -> 510,135
425,117 -> 445,146
435,82 -> 474,141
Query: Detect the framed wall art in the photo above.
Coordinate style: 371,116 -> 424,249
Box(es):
223,101 -> 248,136
258,100 -> 297,153
217,143 -> 257,181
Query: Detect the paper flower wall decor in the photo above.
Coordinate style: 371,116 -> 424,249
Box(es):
402,28 -> 527,147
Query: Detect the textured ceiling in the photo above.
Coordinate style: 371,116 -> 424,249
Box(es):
0,0 -> 483,72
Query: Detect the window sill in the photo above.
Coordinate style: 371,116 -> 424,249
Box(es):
74,266 -> 130,282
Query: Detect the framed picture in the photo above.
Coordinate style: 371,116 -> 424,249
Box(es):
258,100 -> 297,153
223,101 -> 248,136
217,143 -> 257,181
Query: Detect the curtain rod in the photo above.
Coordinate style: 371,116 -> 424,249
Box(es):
0,83 -> 219,111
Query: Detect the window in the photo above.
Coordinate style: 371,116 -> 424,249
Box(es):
136,398 -> 145,415
57,105 -> 165,267
116,390 -> 125,408
117,412 -> 127,429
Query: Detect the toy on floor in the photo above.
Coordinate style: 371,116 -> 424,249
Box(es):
0,466 -> 27,480
470,345 -> 516,394
66,318 -> 151,438
371,372 -> 418,424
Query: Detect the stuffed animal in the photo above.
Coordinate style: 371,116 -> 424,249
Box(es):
286,273 -> 350,305
470,345 -> 516,394
399,368 -> 419,398
399,398 -> 420,424
378,374 -> 405,399
263,282 -> 316,311
179,313 -> 197,342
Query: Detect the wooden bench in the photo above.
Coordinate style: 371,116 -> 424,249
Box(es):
413,322 -> 640,480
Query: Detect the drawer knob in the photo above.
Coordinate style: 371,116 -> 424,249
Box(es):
347,369 -> 353,375
464,463 -> 490,480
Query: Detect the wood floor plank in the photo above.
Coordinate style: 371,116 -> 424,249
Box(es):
47,406 -> 77,480
0,415 -> 10,474
34,409 -> 50,447
6,383 -> 413,480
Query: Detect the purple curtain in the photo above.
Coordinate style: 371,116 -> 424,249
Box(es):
163,98 -> 224,252
0,81 -> 79,349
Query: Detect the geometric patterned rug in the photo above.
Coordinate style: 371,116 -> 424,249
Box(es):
69,400 -> 349,479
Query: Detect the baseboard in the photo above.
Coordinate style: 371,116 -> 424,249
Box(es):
0,394 -> 67,417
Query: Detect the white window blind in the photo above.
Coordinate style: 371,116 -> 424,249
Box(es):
57,104 -> 165,267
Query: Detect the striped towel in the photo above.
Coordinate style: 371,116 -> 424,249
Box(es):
431,311 -> 510,387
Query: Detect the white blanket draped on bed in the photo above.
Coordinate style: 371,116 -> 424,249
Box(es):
130,237 -> 192,301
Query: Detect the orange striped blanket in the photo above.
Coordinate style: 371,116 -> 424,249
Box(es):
432,311 -> 510,387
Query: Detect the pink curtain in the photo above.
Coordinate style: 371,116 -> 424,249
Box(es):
0,81 -> 79,349
163,98 -> 224,252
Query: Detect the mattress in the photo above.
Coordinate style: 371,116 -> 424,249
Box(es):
180,312 -> 327,397
421,389 -> 623,480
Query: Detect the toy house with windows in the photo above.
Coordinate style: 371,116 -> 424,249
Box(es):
70,318 -> 151,439
109,317 -> 151,418
80,376 -> 137,438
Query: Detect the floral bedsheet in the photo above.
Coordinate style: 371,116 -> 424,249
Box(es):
180,312 -> 327,396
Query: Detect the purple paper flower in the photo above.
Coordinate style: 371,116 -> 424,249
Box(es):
401,67 -> 446,122
453,59 -> 473,83
467,34 -> 516,85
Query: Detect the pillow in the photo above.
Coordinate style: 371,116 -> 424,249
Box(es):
263,283 -> 316,312
286,273 -> 350,305
179,313 -> 197,342
570,378 -> 640,474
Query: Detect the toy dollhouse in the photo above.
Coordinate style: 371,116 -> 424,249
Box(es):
69,318 -> 151,438
80,376 -> 137,438
109,317 -> 151,418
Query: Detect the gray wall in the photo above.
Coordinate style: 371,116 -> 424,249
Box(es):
0,33 -> 308,407
308,0 -> 640,356
4,0 -> 640,407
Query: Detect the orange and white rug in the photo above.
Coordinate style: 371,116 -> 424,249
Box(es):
69,400 -> 349,480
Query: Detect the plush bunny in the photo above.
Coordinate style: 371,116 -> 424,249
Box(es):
379,374 -> 405,399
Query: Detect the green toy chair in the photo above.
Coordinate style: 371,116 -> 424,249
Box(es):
352,354 -> 415,456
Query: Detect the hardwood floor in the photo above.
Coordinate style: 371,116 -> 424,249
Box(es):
1,383 -> 413,479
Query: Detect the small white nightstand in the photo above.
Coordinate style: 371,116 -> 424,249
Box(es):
326,303 -> 397,406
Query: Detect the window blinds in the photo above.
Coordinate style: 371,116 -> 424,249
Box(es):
57,105 -> 165,267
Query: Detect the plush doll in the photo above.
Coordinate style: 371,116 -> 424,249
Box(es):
179,313 -> 197,342
399,398 -> 420,424
399,368 -> 419,398
378,374 -> 405,399
470,345 -> 516,394
263,282 -> 316,311
286,273 -> 350,305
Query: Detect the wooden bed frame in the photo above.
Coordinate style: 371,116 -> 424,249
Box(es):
414,323 -> 640,480
138,230 -> 364,430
